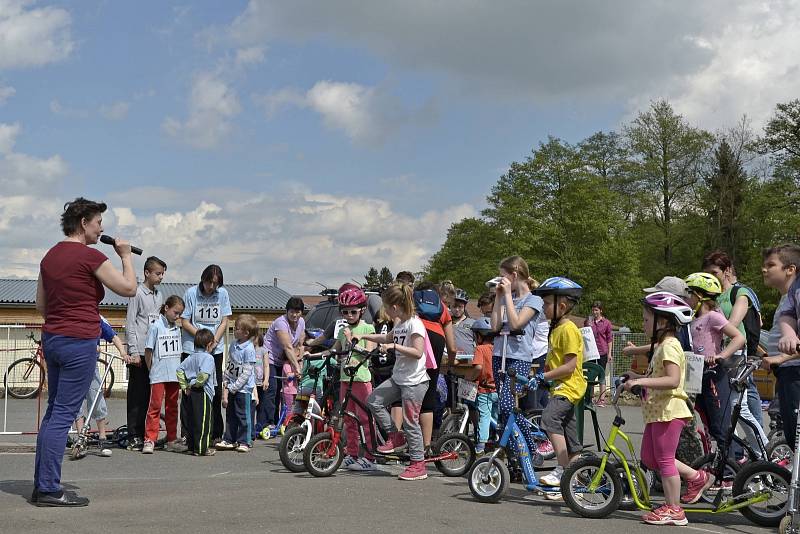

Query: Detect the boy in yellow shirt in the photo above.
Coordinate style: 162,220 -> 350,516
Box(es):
533,277 -> 587,488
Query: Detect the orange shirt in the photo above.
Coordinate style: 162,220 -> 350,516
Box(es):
472,344 -> 495,393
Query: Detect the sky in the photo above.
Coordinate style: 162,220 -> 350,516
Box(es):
2,0 -> 800,295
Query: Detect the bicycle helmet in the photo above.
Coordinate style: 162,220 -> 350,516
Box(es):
532,276 -> 583,300
684,272 -> 722,296
454,288 -> 469,304
470,316 -> 493,336
642,291 -> 694,325
338,284 -> 367,307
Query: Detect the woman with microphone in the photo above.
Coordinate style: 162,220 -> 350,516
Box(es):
32,197 -> 137,507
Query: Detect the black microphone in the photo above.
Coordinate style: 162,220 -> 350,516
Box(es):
99,234 -> 143,256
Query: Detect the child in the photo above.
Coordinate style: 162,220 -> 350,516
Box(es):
623,292 -> 710,526
177,329 -> 217,456
281,353 -> 301,421
217,314 -> 259,453
531,276 -> 586,489
124,256 -> 166,451
333,284 -> 376,471
143,295 -> 186,454
469,317 -> 497,454
362,283 -> 430,481
252,334 -> 270,440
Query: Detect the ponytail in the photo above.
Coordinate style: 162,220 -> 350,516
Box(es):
527,277 -> 539,291
382,282 -> 415,317
160,294 -> 185,314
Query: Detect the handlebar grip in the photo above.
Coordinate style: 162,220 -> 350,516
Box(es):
630,385 -> 643,396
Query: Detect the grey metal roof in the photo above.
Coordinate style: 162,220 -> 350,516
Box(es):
0,279 -> 292,312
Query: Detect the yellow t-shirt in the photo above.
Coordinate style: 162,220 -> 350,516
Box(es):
642,337 -> 692,424
545,321 -> 587,404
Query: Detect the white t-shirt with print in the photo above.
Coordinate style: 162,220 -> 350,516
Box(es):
391,316 -> 430,386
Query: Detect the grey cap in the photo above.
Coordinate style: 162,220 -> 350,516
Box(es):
643,276 -> 690,299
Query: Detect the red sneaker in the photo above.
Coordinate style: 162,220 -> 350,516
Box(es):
398,460 -> 428,481
681,469 -> 715,504
377,432 -> 408,454
642,505 -> 688,526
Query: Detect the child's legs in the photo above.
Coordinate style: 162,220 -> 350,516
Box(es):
367,378 -> 402,432
399,383 -> 428,461
228,392 -> 251,445
197,392 -> 213,453
420,368 -> 439,447
126,359 -> 150,441
341,382 -> 361,458
476,393 -> 494,443
540,396 -> 581,467
181,391 -> 195,451
352,381 -> 374,460
144,383 -> 166,443
734,392 -> 768,458
642,419 -> 685,506
776,366 -> 800,449
164,382 -> 180,442
281,391 -> 295,419
224,391 -> 237,443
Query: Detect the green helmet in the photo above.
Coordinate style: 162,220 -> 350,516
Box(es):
684,272 -> 722,296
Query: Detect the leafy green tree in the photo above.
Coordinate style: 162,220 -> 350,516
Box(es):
364,266 -> 379,288
378,267 -> 394,288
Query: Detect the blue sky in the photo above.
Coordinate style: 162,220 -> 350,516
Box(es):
2,1 -> 799,294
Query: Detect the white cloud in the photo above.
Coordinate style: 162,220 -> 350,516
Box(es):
49,99 -> 88,118
0,122 -> 67,194
99,101 -> 130,121
163,72 -> 241,149
234,46 -> 265,67
0,84 -> 14,104
0,121 -> 19,153
0,0 -> 74,70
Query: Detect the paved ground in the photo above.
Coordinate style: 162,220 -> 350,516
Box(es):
0,398 -> 780,534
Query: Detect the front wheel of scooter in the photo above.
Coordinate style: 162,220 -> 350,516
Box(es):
434,432 -> 475,476
70,440 -> 87,461
735,460 -> 790,527
468,457 -> 509,503
779,515 -> 792,534
303,432 -> 343,477
561,456 -> 622,519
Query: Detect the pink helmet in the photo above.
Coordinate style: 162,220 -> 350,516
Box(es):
642,291 -> 693,325
338,284 -> 367,308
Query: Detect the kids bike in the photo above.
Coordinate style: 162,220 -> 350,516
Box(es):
467,368 -> 561,502
303,344 -> 476,478
278,351 -> 340,472
560,361 -> 790,527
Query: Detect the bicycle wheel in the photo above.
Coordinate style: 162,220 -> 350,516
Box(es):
303,432 -> 343,477
735,460 -> 790,527
3,357 -> 44,399
279,425 -> 309,473
768,436 -> 793,467
526,412 -> 556,461
97,358 -> 115,398
561,455 -> 622,519
440,410 -> 464,435
434,432 -> 475,477
468,457 -> 509,503
691,453 -> 739,504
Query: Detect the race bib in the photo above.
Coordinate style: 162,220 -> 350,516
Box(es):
147,313 -> 159,324
684,351 -> 704,395
226,361 -> 243,380
333,319 -> 348,340
457,378 -> 478,402
157,330 -> 181,359
194,304 -> 220,324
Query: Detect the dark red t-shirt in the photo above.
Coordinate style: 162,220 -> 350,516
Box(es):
40,242 -> 107,339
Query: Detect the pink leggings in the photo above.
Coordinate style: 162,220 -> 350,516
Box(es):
641,419 -> 686,478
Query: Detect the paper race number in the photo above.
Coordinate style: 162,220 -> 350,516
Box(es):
194,304 -> 220,324
147,313 -> 160,324
157,331 -> 181,359
457,378 -> 478,402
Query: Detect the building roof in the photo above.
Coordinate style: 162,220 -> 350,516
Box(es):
0,279 -> 293,312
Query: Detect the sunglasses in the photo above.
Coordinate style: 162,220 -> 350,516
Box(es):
341,309 -> 360,316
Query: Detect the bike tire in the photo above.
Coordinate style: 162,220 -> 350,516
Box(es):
303,432 -> 343,477
735,460 -> 790,527
468,457 -> 509,503
440,411 -> 464,436
97,358 -> 115,398
3,358 -> 44,399
433,432 -> 475,477
768,436 -> 793,466
561,455 -> 623,519
279,425 -> 310,473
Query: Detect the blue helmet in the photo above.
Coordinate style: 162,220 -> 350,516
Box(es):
470,316 -> 493,335
533,277 -> 583,300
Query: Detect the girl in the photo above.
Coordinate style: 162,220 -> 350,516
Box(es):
623,292 -> 707,526
143,295 -> 186,454
281,352 -> 301,420
181,265 -> 232,442
363,283 -> 430,481
252,334 -> 270,439
334,284 -> 376,471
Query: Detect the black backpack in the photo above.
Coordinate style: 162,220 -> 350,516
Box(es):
731,282 -> 762,357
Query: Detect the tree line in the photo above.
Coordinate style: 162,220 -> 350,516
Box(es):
424,99 -> 800,329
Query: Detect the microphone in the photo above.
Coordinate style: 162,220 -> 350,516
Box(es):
99,234 -> 143,256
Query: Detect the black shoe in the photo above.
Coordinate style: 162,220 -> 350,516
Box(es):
127,438 -> 144,452
29,489 -> 39,503
34,491 -> 89,507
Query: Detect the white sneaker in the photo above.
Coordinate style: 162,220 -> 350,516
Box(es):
347,458 -> 376,472
142,441 -> 154,454
539,466 -> 564,487
342,455 -> 357,469
98,440 -> 112,457
215,440 -> 236,450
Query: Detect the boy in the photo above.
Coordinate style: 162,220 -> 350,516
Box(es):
177,329 -> 217,456
764,244 -> 800,449
534,278 -> 586,489
124,256 -> 166,451
217,314 -> 259,453
468,317 -> 497,455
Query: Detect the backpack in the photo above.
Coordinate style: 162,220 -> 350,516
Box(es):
413,289 -> 443,322
731,282 -> 763,357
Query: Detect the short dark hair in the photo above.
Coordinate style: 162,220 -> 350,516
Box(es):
414,280 -> 437,291
763,244 -> 800,270
591,301 -> 603,310
395,271 -> 415,284
199,264 -> 224,289
194,329 -> 214,350
477,291 -> 494,308
286,296 -> 305,312
702,250 -> 734,275
144,256 -> 167,273
60,197 -> 107,236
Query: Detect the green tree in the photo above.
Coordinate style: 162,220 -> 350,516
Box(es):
378,267 -> 394,288
364,266 -> 379,288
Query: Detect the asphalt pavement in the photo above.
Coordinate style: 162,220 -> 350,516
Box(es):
0,398 -> 778,534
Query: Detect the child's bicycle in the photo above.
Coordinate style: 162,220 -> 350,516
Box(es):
278,351 -> 340,472
560,361 -> 790,527
303,344 -> 476,477
467,368 -> 561,501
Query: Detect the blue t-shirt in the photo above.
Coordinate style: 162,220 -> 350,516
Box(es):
225,339 -> 257,395
145,315 -> 182,384
99,316 -> 116,343
492,292 -> 544,363
178,350 -> 217,400
180,285 -> 232,355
